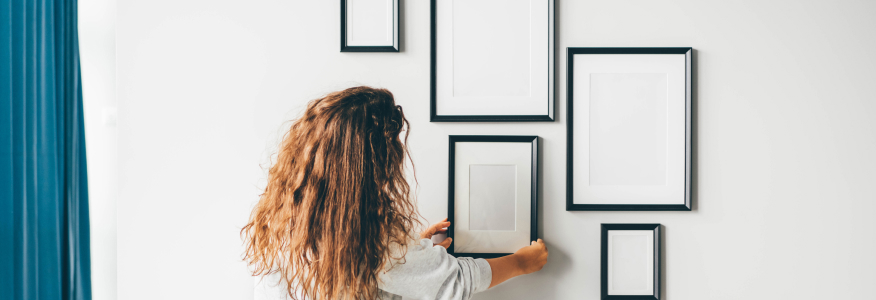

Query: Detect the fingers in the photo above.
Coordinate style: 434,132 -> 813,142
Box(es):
425,223 -> 448,236
435,237 -> 452,249
534,239 -> 548,271
532,239 -> 548,253
538,239 -> 548,263
430,220 -> 451,232
421,219 -> 452,239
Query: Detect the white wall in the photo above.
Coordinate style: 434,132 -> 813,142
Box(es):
80,0 -> 117,299
117,0 -> 876,299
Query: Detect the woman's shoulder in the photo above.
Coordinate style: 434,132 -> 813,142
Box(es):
379,238 -> 458,289
380,238 -> 492,299
387,238 -> 449,265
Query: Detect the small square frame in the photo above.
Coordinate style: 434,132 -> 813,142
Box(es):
601,223 -> 662,300
340,0 -> 400,52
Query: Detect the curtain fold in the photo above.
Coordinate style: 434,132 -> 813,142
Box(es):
1,0 -> 93,299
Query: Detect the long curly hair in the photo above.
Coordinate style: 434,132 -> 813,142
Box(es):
241,86 -> 421,299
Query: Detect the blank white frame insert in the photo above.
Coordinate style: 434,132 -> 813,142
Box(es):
589,73 -> 668,186
608,230 -> 654,295
468,164 -> 517,231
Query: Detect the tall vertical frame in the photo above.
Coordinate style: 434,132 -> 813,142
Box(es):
566,47 -> 692,211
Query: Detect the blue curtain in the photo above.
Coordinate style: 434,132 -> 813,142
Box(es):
1,0 -> 93,300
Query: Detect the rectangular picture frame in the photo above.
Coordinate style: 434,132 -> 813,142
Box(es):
566,47 -> 693,211
448,135 -> 539,258
340,0 -> 399,52
601,224 -> 662,300
430,0 -> 555,122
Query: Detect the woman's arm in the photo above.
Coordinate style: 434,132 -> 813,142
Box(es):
420,219 -> 549,289
486,239 -> 548,288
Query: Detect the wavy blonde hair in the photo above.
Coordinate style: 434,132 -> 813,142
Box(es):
242,86 -> 421,299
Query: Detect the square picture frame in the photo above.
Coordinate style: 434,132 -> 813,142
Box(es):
566,47 -> 693,211
340,0 -> 399,52
447,135 -> 539,258
430,0 -> 555,122
601,224 -> 662,300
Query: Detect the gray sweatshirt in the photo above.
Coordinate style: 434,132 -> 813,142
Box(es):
254,238 -> 493,300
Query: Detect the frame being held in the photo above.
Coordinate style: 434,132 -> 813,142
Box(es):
341,0 -> 399,52
601,224 -> 662,300
447,135 -> 539,258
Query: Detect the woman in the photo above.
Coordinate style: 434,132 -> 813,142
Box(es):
242,86 -> 548,300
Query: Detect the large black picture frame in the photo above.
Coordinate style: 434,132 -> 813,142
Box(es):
447,135 -> 539,258
566,47 -> 693,211
340,0 -> 400,52
601,224 -> 662,300
429,0 -> 555,122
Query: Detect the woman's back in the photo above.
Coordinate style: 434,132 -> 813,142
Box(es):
254,239 -> 491,300
243,87 -> 547,300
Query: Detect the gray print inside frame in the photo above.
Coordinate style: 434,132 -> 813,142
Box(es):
468,164 -> 516,231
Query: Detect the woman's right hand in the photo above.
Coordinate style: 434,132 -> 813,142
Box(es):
486,239 -> 548,288
513,239 -> 548,274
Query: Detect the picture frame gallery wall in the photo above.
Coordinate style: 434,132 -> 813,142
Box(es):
430,0 -> 555,122
341,1 -> 695,291
447,135 -> 539,258
566,47 -> 693,211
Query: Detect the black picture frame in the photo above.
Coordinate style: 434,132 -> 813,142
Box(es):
601,224 -> 662,300
566,47 -> 693,211
447,135 -> 539,259
340,0 -> 399,52
429,0 -> 555,122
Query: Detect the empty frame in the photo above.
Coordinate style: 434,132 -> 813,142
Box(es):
341,0 -> 399,52
567,48 -> 692,211
430,0 -> 555,122
448,136 -> 538,258
601,224 -> 661,300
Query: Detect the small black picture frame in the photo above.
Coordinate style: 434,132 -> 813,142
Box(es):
447,135 -> 539,259
601,224 -> 662,300
340,0 -> 399,52
566,47 -> 693,211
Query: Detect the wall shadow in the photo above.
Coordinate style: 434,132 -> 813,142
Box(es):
690,48 -> 699,212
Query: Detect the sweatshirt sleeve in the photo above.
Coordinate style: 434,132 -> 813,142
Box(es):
378,239 -> 492,300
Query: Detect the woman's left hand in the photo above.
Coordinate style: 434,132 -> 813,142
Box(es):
420,218 -> 452,249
